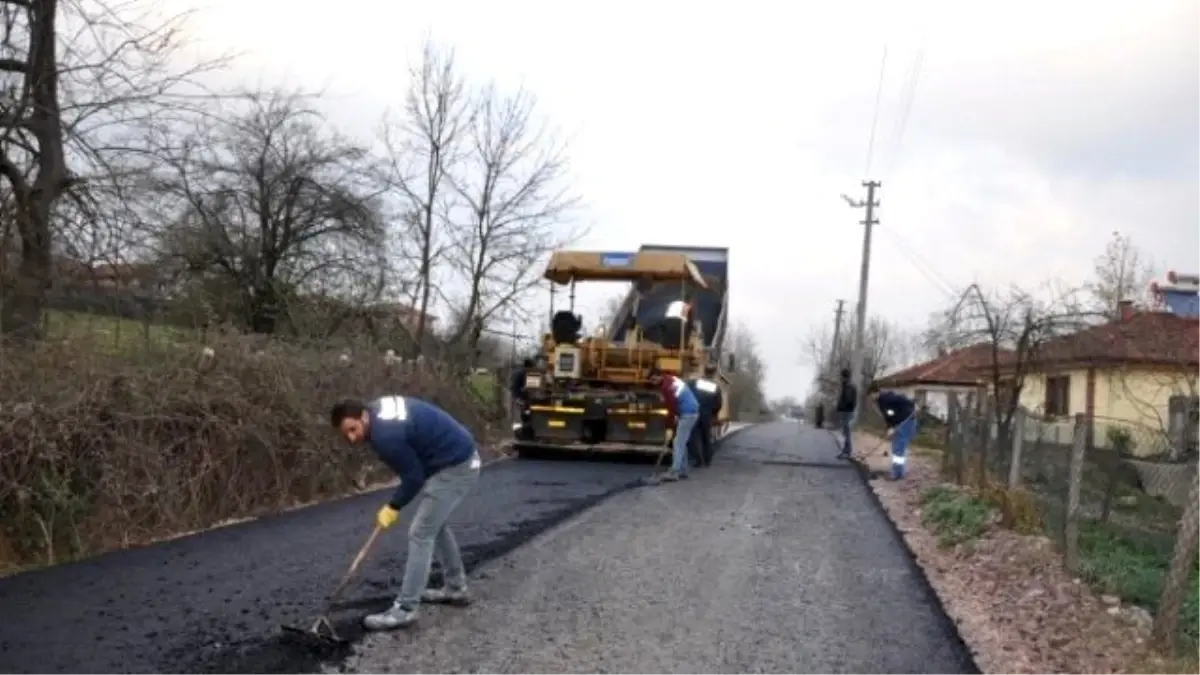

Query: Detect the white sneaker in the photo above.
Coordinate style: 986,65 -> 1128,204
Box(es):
421,586 -> 471,606
362,602 -> 418,631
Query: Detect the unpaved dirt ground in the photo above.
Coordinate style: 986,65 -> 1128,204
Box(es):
0,456 -> 652,674
850,431 -> 1156,674
346,422 -> 976,674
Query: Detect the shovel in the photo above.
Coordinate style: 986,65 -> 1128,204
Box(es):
281,524 -> 384,648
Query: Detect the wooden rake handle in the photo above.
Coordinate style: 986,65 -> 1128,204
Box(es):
325,524 -> 384,608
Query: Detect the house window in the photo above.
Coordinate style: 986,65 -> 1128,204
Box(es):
1045,375 -> 1070,417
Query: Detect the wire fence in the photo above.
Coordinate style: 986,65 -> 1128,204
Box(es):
942,395 -> 1199,654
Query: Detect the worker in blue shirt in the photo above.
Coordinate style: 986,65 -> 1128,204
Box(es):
648,365 -> 701,482
330,396 -> 482,630
867,382 -> 918,480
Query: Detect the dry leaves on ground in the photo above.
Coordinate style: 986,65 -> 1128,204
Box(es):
853,433 -> 1154,674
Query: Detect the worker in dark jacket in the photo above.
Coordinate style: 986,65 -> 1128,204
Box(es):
509,358 -> 534,431
330,396 -> 482,630
835,368 -> 857,459
867,383 -> 918,480
510,358 -> 533,405
687,365 -> 723,467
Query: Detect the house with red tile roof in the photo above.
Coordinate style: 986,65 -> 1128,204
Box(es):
873,343 -> 1009,419
982,301 -> 1198,456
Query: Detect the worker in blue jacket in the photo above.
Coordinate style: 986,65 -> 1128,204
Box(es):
330,396 -> 482,631
867,382 -> 918,480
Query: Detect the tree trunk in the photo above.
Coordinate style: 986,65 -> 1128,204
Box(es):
1,0 -> 69,343
248,284 -> 280,334
0,205 -> 52,341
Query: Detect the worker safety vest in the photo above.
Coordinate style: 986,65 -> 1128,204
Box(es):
665,300 -> 691,320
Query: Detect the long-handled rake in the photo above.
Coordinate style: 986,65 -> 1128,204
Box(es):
281,524 -> 383,648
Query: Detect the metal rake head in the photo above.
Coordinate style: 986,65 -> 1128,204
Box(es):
280,615 -> 348,648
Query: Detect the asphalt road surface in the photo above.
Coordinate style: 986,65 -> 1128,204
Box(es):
0,455 -> 655,674
1,423 -> 974,674
347,422 -> 975,674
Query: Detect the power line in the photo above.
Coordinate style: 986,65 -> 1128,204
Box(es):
878,227 -> 958,299
863,46 -> 889,178
881,39 -> 926,182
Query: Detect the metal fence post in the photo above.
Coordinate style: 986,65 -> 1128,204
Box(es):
1064,413 -> 1086,572
1154,467 -> 1200,651
976,397 -> 993,487
954,393 -> 969,485
1008,407 -> 1025,488
944,392 -> 960,479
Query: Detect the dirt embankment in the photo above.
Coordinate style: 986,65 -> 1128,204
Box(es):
852,434 -> 1165,674
0,332 -> 505,575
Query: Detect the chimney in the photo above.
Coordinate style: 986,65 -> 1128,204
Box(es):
1118,299 -> 1134,322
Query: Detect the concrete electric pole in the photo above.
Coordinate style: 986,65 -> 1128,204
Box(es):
841,180 -> 881,420
827,299 -> 846,389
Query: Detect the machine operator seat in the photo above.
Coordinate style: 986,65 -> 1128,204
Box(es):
551,310 -> 583,344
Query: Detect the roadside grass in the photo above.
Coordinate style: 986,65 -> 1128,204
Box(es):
1126,652 -> 1200,674
1078,520 -> 1200,652
42,310 -> 195,354
891,429 -> 1198,662
468,371 -> 497,404
919,485 -> 994,548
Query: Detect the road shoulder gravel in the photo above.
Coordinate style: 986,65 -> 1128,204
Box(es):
346,425 -> 975,674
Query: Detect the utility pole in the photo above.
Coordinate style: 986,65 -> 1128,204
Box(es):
842,180 -> 881,420
826,299 -> 846,395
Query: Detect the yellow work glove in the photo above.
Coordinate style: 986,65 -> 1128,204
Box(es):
376,504 -> 400,529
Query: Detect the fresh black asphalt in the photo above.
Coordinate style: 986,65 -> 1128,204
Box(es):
0,424 -> 974,674
0,457 -> 649,674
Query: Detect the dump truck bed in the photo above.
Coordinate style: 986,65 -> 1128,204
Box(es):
609,244 -> 730,353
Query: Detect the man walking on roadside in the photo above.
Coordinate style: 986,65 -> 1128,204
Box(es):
330,396 -> 482,630
835,367 -> 857,460
648,365 -> 700,482
687,365 -> 724,467
867,382 -> 918,480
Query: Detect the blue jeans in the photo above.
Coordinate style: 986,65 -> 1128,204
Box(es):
672,413 -> 699,475
891,416 -> 918,480
840,411 -> 855,454
397,452 -> 481,609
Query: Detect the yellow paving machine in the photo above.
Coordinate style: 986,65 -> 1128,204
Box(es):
513,245 -> 734,456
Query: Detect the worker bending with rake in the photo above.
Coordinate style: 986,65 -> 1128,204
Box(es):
648,365 -> 700,482
330,396 -> 482,631
868,382 -> 918,480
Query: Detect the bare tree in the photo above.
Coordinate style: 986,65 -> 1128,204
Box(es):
596,288 -> 628,331
378,40 -> 471,349
934,282 -> 1094,458
444,82 -> 581,354
726,322 -> 769,420
150,90 -> 386,335
0,0 -> 226,340
1089,230 -> 1155,319
769,395 -> 801,418
803,315 -> 913,394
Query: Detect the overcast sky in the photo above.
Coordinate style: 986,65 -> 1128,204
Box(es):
178,0 -> 1199,400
